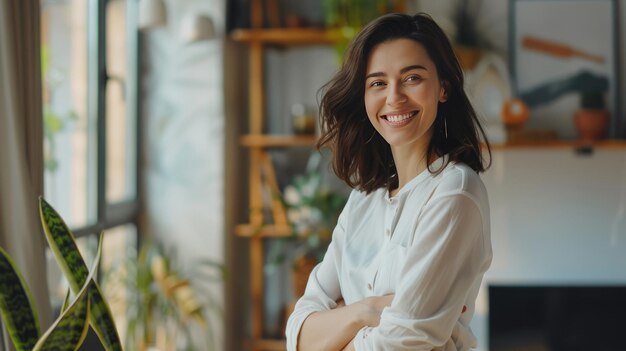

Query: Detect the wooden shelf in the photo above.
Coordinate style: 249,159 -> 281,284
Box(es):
240,136 -> 626,150
231,28 -> 341,46
243,338 -> 286,351
491,139 -> 626,150
235,224 -> 292,238
240,134 -> 318,148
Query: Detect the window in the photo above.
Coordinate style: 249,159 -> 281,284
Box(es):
40,0 -> 139,334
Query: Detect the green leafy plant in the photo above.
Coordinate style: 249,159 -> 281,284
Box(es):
580,91 -> 606,110
0,197 -> 123,351
103,240 -> 225,351
269,153 -> 347,268
322,0 -> 404,58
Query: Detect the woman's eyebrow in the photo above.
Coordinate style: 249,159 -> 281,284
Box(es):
400,64 -> 427,74
366,64 -> 428,79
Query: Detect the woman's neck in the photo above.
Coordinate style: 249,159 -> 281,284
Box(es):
389,145 -> 430,197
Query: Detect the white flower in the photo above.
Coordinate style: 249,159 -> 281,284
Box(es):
300,180 -> 317,198
284,185 -> 301,205
287,208 -> 301,223
299,206 -> 314,224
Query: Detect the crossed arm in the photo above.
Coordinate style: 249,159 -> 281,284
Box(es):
297,295 -> 394,351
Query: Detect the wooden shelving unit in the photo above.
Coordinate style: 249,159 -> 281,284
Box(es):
240,134 -> 318,148
231,28 -> 341,46
231,2 -> 338,350
234,223 -> 292,238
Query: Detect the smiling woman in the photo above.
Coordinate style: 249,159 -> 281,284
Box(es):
286,13 -> 493,351
364,39 -> 447,187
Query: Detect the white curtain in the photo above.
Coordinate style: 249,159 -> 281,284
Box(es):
0,0 -> 53,343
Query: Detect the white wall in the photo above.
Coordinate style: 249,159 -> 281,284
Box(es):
470,148 -> 626,349
141,0 -> 226,350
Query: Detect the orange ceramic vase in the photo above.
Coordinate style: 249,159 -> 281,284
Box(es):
574,109 -> 609,142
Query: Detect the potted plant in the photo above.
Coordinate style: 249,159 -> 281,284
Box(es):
0,198 -> 122,351
573,90 -> 609,142
105,240 -> 225,351
268,153 -> 347,299
322,0 -> 405,58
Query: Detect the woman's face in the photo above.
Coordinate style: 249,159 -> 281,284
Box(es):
364,38 -> 447,152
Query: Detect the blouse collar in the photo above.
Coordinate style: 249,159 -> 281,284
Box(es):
385,155 -> 448,202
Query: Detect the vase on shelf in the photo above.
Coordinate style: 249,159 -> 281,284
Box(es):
574,91 -> 609,142
291,255 -> 317,299
284,255 -> 317,327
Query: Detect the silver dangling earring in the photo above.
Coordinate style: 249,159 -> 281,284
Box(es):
444,117 -> 448,139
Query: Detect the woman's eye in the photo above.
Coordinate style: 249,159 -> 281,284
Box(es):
405,75 -> 422,82
369,81 -> 385,87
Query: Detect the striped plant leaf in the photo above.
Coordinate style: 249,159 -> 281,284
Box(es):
39,198 -> 123,351
61,289 -> 71,313
33,231 -> 102,351
0,247 -> 40,351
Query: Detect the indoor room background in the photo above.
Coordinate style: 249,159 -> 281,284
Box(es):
1,0 -> 625,350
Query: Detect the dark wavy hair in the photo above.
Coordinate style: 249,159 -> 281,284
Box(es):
317,13 -> 491,193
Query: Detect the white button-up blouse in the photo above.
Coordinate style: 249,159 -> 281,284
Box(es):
285,158 -> 492,350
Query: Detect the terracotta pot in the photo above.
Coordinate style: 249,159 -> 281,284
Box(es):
292,256 -> 317,299
574,109 -> 609,142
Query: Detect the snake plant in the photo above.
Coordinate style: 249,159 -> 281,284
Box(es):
0,197 -> 123,351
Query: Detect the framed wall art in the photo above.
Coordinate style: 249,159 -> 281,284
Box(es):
510,0 -> 619,139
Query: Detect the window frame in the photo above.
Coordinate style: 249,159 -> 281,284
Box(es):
71,0 -> 141,239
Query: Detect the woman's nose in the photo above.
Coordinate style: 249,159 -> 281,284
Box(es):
386,84 -> 407,106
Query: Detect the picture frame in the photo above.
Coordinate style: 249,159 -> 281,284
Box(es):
509,0 -> 620,139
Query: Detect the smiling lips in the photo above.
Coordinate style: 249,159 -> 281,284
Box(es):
381,111 -> 418,126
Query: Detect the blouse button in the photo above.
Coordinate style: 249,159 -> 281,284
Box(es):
385,229 -> 390,236
367,283 -> 372,290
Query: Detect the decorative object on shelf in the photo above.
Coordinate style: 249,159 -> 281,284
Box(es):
502,98 -> 559,144
501,98 -> 529,130
466,52 -> 511,144
0,198 -> 122,351
267,153 -> 347,295
574,91 -> 610,142
291,255 -> 318,298
105,239 -> 225,351
291,103 -> 316,135
510,0 -> 618,139
282,153 -> 346,264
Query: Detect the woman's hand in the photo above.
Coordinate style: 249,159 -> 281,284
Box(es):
355,294 -> 395,327
333,295 -> 394,351
299,295 -> 394,351
334,295 -> 395,327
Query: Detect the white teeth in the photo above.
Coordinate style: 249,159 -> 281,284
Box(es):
386,112 -> 415,123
